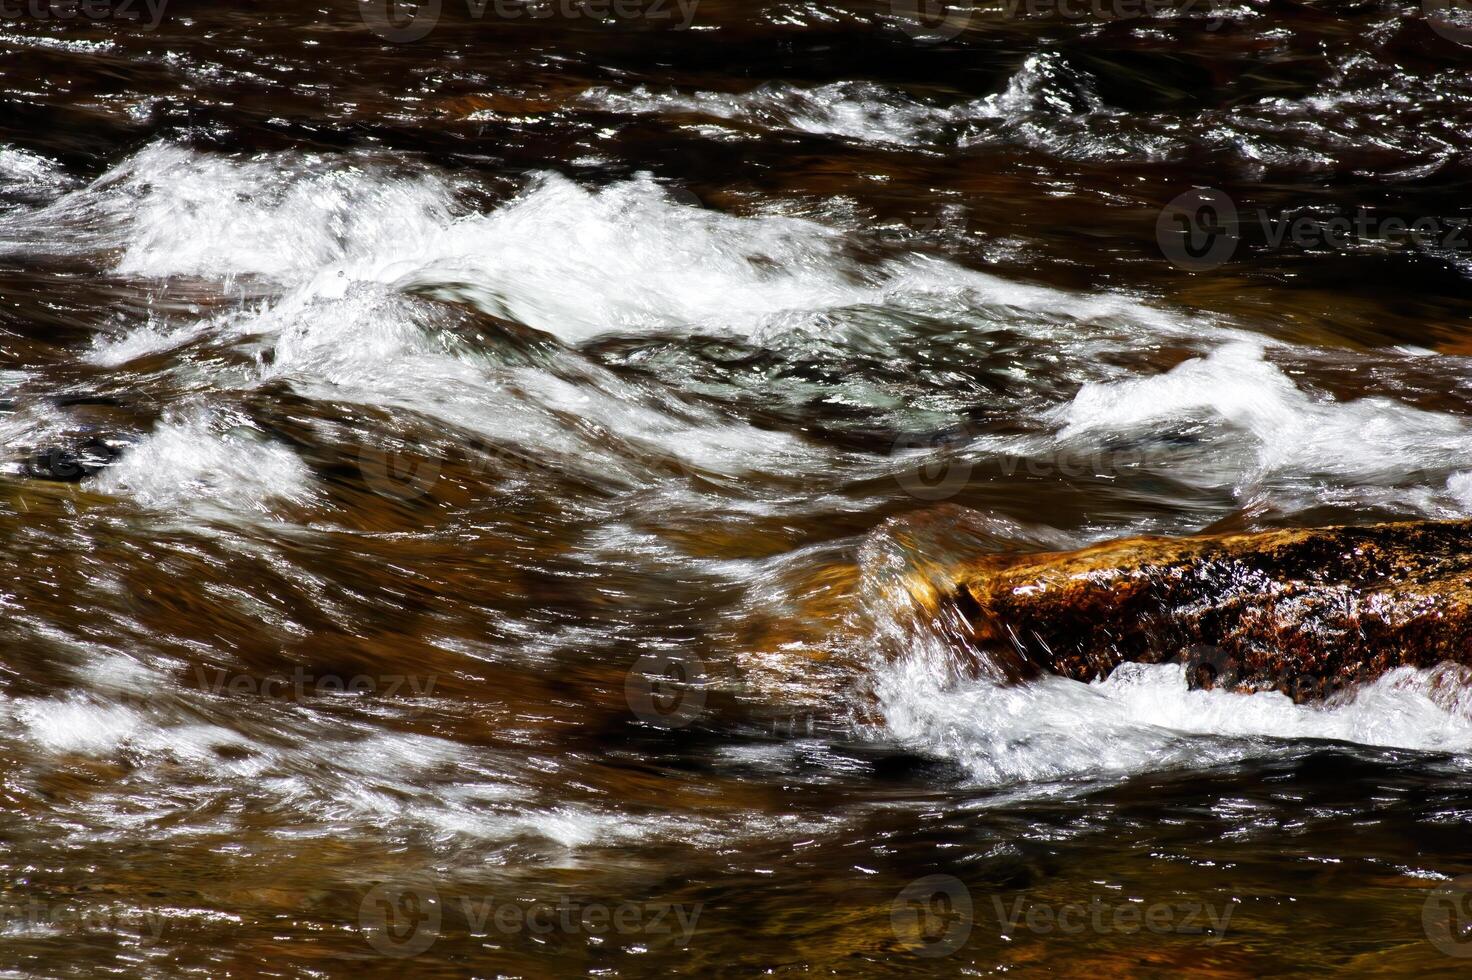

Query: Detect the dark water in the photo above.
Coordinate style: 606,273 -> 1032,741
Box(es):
1,1 -> 1472,975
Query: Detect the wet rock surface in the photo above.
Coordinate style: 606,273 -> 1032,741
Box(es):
898,514 -> 1472,702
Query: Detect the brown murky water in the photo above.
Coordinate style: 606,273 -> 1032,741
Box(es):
1,1 -> 1471,975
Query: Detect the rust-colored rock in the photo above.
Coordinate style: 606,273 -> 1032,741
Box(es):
893,514 -> 1472,702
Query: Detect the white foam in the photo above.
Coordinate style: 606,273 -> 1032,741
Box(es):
972,52 -> 1104,121
376,172 -> 872,343
1447,471 -> 1472,509
2,685 -> 656,849
593,48 -> 1458,166
583,55 -> 1175,159
874,656 -> 1472,789
72,652 -> 172,699
89,411 -> 316,516
48,144 -> 1200,505
15,697 -> 145,755
583,80 -> 960,146
35,143 -> 1181,346
31,144 -> 1472,524
0,145 -> 71,197
86,315 -> 199,367
586,48 -> 1456,169
1047,342 -> 1472,511
109,144 -> 458,279
0,142 -> 458,278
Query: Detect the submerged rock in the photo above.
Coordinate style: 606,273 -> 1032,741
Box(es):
889,511 -> 1472,702
13,398 -> 142,483
23,437 -> 124,482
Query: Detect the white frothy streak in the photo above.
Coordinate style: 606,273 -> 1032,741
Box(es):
584,48 -> 1461,170
583,80 -> 961,145
4,690 -> 665,849
15,698 -> 147,755
56,144 -> 1194,499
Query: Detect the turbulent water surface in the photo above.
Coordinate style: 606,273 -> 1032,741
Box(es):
2,0 -> 1472,975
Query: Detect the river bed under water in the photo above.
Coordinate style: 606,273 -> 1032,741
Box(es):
1,1 -> 1472,975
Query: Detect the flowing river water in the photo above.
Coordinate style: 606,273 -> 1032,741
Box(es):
2,1 -> 1472,975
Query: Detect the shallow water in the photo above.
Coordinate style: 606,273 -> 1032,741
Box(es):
1,1 -> 1472,975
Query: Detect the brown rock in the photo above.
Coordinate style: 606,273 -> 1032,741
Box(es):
886,511 -> 1472,702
